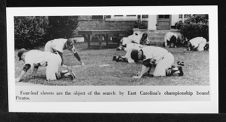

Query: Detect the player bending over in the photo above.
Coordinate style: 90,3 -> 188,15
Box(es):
187,37 -> 209,51
130,46 -> 184,79
44,38 -> 84,67
16,48 -> 76,82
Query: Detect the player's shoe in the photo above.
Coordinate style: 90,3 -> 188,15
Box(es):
67,72 -> 76,80
61,70 -> 76,80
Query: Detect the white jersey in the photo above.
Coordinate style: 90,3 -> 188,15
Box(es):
142,46 -> 170,63
164,32 -> 183,47
189,37 -> 207,51
142,46 -> 175,76
24,50 -> 50,66
24,50 -> 62,80
44,38 -> 68,53
121,32 -> 143,45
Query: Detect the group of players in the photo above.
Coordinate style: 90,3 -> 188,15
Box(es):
16,38 -> 84,82
16,31 -> 208,82
113,31 -> 209,79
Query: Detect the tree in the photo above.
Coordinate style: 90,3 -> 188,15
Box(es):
175,14 -> 209,40
46,16 -> 79,40
14,16 -> 79,49
14,16 -> 49,49
184,14 -> 208,24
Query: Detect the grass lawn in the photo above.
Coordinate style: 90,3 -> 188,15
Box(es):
15,43 -> 209,86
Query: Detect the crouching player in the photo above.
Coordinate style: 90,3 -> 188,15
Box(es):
187,37 -> 209,51
15,48 -> 76,82
113,43 -> 144,63
130,46 -> 184,79
44,38 -> 84,67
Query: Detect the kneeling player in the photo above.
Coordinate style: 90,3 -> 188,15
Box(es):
187,37 -> 208,51
130,46 -> 184,79
113,43 -> 144,63
16,48 -> 76,82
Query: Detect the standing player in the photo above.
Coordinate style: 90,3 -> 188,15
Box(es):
44,38 -> 84,67
130,46 -> 183,79
16,48 -> 76,82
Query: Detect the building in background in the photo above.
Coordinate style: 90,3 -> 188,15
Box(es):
74,14 -> 194,47
78,14 -> 192,30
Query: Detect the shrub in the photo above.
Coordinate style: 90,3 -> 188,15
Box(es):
175,15 -> 209,41
14,16 -> 79,49
14,16 -> 49,49
184,14 -> 208,24
180,23 -> 208,40
46,16 -> 79,40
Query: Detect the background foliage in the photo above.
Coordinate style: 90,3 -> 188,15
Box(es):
14,16 -> 49,49
175,14 -> 209,41
14,16 -> 78,49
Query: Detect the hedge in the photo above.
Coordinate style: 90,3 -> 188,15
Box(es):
179,23 -> 209,41
175,15 -> 209,41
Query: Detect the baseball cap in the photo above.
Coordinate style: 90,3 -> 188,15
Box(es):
17,48 -> 27,60
130,49 -> 139,62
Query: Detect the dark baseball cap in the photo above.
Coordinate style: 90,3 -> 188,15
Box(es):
17,48 -> 27,60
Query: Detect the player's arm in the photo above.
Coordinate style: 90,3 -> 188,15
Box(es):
31,63 -> 40,77
16,64 -> 31,82
73,52 -> 84,65
133,65 -> 150,79
133,59 -> 153,78
71,48 -> 84,65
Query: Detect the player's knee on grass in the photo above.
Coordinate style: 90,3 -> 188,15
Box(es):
54,70 -> 76,80
59,70 -> 76,80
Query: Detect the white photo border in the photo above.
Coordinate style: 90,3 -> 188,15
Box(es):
7,6 -> 218,113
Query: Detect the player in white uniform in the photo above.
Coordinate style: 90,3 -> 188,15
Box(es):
44,38 -> 84,66
187,37 -> 208,51
130,46 -> 183,78
114,32 -> 148,63
16,48 -> 76,82
113,43 -> 144,63
164,32 -> 183,48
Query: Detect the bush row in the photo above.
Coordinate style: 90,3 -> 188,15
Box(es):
14,16 -> 78,49
175,15 -> 209,41
176,22 -> 209,41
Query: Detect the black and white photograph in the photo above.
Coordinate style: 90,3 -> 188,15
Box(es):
14,14 -> 209,86
7,6 -> 218,113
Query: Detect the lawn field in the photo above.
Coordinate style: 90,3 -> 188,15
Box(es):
15,43 -> 209,86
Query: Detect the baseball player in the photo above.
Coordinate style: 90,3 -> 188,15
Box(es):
164,32 -> 183,48
113,43 -> 144,63
16,48 -> 76,82
114,32 -> 149,63
187,37 -> 208,51
130,46 -> 183,78
44,38 -> 84,67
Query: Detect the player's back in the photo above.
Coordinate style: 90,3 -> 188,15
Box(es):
142,46 -> 170,60
50,38 -> 68,52
24,50 -> 50,64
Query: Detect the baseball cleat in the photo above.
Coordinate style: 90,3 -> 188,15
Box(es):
68,72 -> 76,80
178,67 -> 184,76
